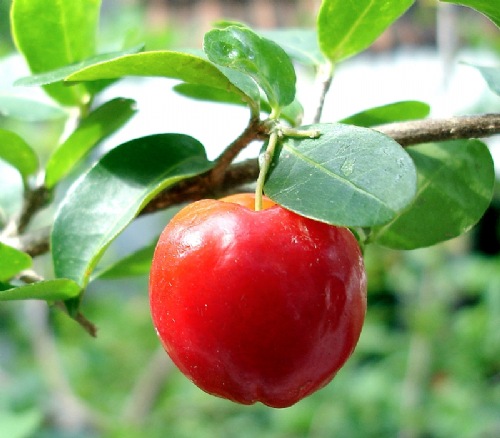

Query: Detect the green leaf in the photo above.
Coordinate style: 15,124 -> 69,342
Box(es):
65,51 -> 248,98
95,242 -> 157,279
45,98 -> 137,188
374,140 -> 495,249
0,129 -> 38,180
0,95 -> 68,121
265,123 -> 417,227
204,26 -> 296,109
467,64 -> 500,96
173,84 -> 303,126
0,278 -> 81,301
340,101 -> 431,127
51,134 -> 213,287
14,45 -> 145,88
260,29 -> 326,67
442,0 -> 500,28
11,0 -> 101,106
318,0 -> 415,62
0,242 -> 32,281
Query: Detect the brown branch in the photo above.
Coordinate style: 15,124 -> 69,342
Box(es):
375,113 -> 500,146
207,116 -> 266,188
11,113 -> 500,258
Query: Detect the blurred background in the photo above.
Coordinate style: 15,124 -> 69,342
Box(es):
1,1 -> 500,437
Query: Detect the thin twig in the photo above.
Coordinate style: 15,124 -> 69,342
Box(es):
312,62 -> 334,124
208,116 -> 266,188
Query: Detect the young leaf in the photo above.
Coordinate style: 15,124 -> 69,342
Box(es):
45,98 -> 137,188
259,29 -> 326,67
0,95 -> 68,121
441,0 -> 500,28
0,242 -> 32,281
94,242 -> 157,279
173,84 -> 303,126
340,101 -> 431,127
11,0 -> 101,106
264,123 -> 417,227
0,279 -> 81,301
467,64 -> 500,96
204,26 -> 296,110
14,45 -> 145,88
0,129 -> 38,180
374,140 -> 495,249
51,134 -> 213,287
318,0 -> 415,63
65,51 -> 248,99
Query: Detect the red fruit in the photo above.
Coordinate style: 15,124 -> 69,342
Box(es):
149,193 -> 367,408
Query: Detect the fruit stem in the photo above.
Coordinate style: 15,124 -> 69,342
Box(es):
255,130 -> 279,211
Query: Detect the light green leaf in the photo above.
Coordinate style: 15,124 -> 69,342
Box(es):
204,26 -> 296,109
340,101 -> 431,127
14,45 -> 144,88
45,98 -> 137,188
0,242 -> 32,281
11,0 -> 101,106
318,0 -> 415,62
0,129 -> 38,180
0,279 -> 81,301
51,134 -> 213,287
65,51 -> 248,99
467,64 -> 500,96
0,409 -> 42,438
265,123 -> 417,227
95,243 -> 157,279
374,140 -> 495,249
442,0 -> 500,28
0,95 -> 68,121
260,29 -> 326,67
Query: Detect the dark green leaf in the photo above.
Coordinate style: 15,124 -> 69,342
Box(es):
442,0 -> 500,28
11,0 -> 101,106
318,0 -> 415,62
0,279 -> 81,301
15,45 -> 145,88
260,29 -> 326,67
51,134 -> 213,287
0,129 -> 38,180
0,242 -> 32,281
467,64 -> 500,96
374,140 -> 495,249
173,84 -> 303,126
45,98 -> 137,188
95,243 -> 157,279
204,26 -> 296,109
340,101 -> 431,127
0,95 -> 68,121
65,51 -> 248,100
265,123 -> 417,227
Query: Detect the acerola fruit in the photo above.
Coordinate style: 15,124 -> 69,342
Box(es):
149,193 -> 367,408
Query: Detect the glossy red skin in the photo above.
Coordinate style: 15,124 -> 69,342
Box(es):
149,194 -> 367,408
